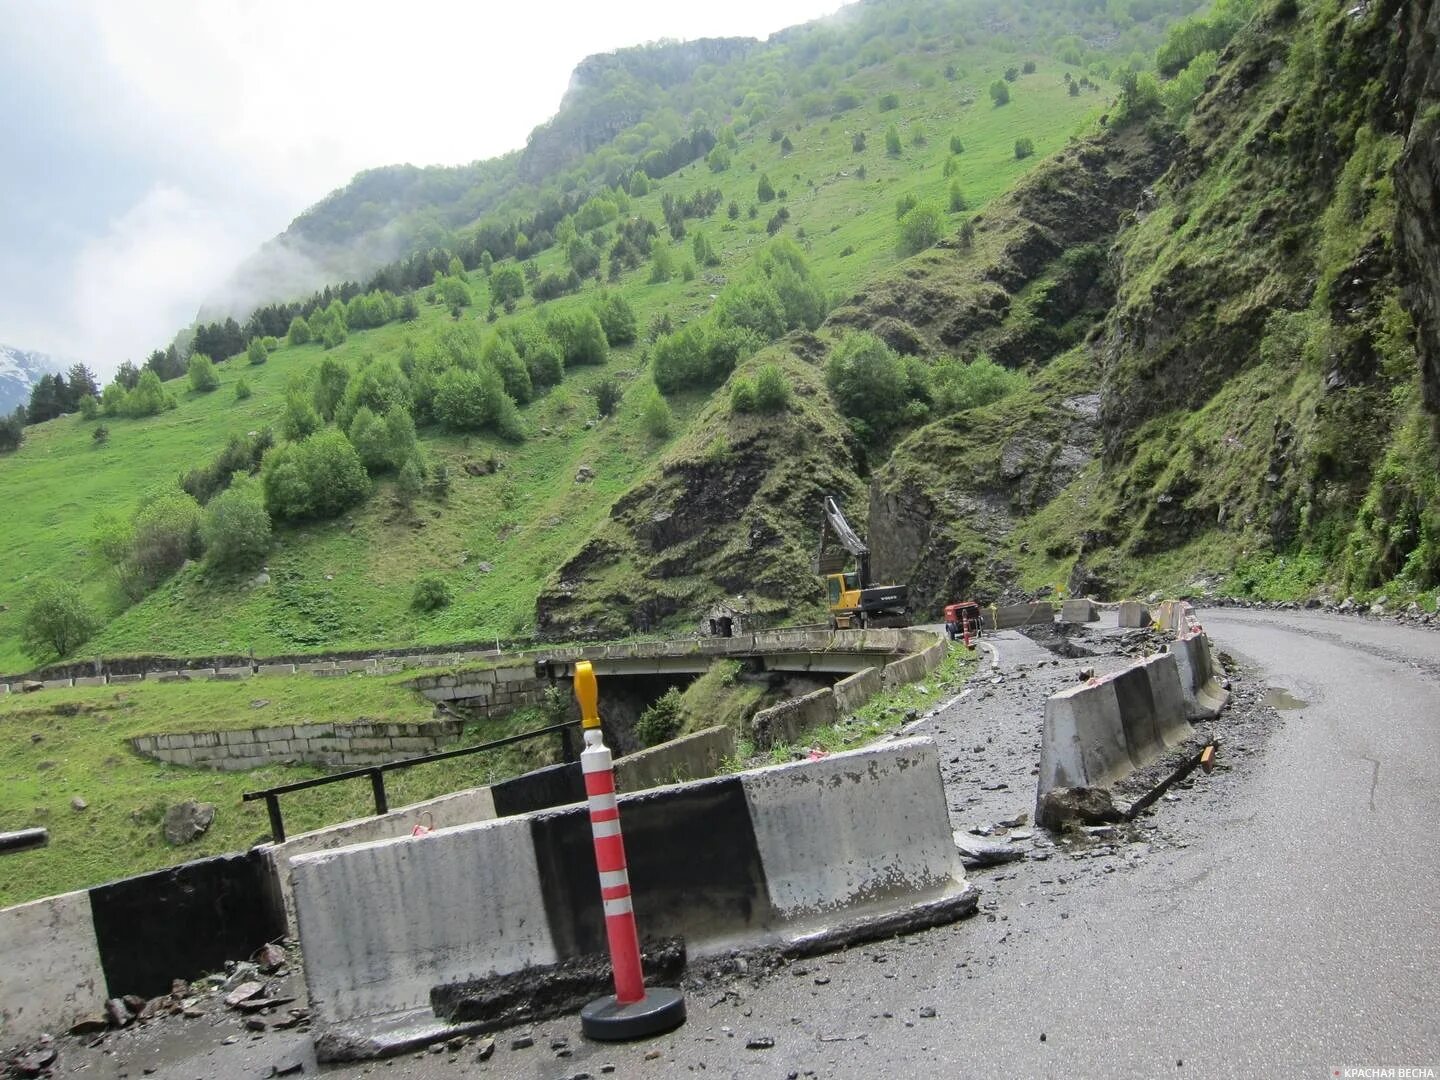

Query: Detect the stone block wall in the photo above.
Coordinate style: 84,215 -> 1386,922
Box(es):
131,720 -> 465,771
408,666 -> 550,717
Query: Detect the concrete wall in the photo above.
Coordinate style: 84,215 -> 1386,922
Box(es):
408,666 -> 550,718
1171,632 -> 1230,720
832,666 -> 882,715
1061,598 -> 1099,623
750,688 -> 838,749
290,738 -> 973,1050
613,725 -> 736,792
130,719 -> 465,771
0,890 -> 107,1042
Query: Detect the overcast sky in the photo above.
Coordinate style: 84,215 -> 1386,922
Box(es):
0,0 -> 839,376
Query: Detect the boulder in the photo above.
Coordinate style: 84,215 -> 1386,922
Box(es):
162,800 -> 216,845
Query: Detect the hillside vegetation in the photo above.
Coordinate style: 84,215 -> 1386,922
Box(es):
0,0 -> 1182,672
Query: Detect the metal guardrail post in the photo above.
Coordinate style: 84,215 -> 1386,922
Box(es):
370,769 -> 388,815
264,794 -> 286,845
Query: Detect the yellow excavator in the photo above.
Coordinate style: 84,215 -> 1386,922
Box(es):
814,495 -> 909,629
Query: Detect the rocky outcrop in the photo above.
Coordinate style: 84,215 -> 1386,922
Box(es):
1394,0 -> 1440,413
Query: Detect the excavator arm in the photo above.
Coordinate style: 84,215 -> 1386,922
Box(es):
814,496 -> 871,584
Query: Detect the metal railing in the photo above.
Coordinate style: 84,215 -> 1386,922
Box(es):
242,719 -> 579,844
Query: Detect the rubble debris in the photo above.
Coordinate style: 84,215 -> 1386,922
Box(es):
1036,786 -> 1123,829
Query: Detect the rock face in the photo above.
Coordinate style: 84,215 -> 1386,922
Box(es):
1394,0 -> 1440,414
162,800 -> 216,845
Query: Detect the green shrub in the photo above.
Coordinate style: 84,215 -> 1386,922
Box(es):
640,387 -> 673,437
931,355 -> 1027,414
898,203 -> 944,254
411,573 -> 452,612
592,292 -> 638,345
20,579 -> 100,661
79,395 -> 99,419
753,363 -> 791,412
878,92 -> 900,111
635,687 -> 685,747
246,339 -> 268,366
482,335 -> 533,403
261,429 -> 371,521
201,478 -> 271,573
286,316 -> 311,346
282,392 -> 321,441
396,456 -> 425,507
716,278 -> 787,339
596,377 -> 622,417
652,322 -> 762,394
949,181 -> 969,212
1014,136 -> 1035,159
731,377 -> 757,413
757,173 -> 776,202
825,331 -> 906,438
949,134 -> 965,154
130,489 -> 203,587
187,353 -> 219,392
989,79 -> 1010,106
548,308 -> 610,366
234,377 -> 252,401
885,124 -> 902,156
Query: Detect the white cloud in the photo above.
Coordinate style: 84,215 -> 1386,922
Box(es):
67,185 -> 256,367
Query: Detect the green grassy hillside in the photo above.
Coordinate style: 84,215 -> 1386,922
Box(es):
0,46 -> 1108,672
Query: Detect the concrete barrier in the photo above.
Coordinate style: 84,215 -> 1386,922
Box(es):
260,787 -> 501,937
832,666 -> 881,715
1061,598 -> 1099,623
1037,652 -> 1191,796
1117,601 -> 1150,628
256,663 -> 297,677
1171,632 -> 1229,721
72,675 -> 107,688
291,739 -> 974,1059
0,890 -> 107,1042
613,726 -> 736,792
981,603 -> 1057,630
750,687 -> 838,748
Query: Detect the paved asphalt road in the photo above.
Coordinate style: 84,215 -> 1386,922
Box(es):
53,610 -> 1439,1079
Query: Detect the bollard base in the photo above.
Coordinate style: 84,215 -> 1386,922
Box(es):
580,987 -> 686,1041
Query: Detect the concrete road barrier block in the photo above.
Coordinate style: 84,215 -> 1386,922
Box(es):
72,675 -> 107,687
1117,601 -> 1150,628
1039,677 -> 1131,793
614,726 -> 736,792
741,740 -> 965,922
1141,651 -> 1193,747
0,890 -> 107,1042
257,663 -> 297,677
1061,598 -> 1099,623
292,814 -> 555,1029
1171,633 -> 1230,721
41,678 -> 74,690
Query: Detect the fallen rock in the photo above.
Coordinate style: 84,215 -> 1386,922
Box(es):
70,797 -> 88,812
69,1014 -> 109,1035
953,832 -> 1026,869
1036,786 -> 1122,829
224,981 -> 264,1008
13,1046 -> 57,1077
163,800 -> 216,845
574,464 -> 595,483
105,997 -> 132,1027
256,943 -> 287,974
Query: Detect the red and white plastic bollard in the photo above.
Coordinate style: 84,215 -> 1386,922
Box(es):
573,661 -> 686,1040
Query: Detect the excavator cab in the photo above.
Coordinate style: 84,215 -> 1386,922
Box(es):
815,496 -> 909,630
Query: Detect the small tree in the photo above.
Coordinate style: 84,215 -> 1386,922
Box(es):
949,181 -> 969,212
756,173 -> 776,203
640,387 -> 673,438
187,353 -> 219,392
649,242 -> 675,284
885,124 -> 902,156
878,92 -> 900,111
825,331 -> 906,438
595,377 -> 622,417
234,377 -> 252,401
287,316 -> 311,345
490,263 -> 525,304
895,192 -> 919,220
21,580 -> 100,660
949,134 -> 965,154
898,203 -> 944,254
989,79 -> 1011,106
246,338 -> 268,366
852,131 -> 867,152
1014,137 -> 1035,159
396,457 -> 424,507
730,377 -> 757,413
201,479 -> 271,572
92,424 -> 109,445
1022,59 -> 1037,74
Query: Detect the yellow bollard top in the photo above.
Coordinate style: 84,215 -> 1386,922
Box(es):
574,661 -> 601,730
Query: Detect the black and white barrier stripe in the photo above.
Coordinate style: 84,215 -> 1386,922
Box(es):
1,852 -> 283,1042
289,737 -> 975,1057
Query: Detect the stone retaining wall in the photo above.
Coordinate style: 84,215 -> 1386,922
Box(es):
130,720 -> 466,772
